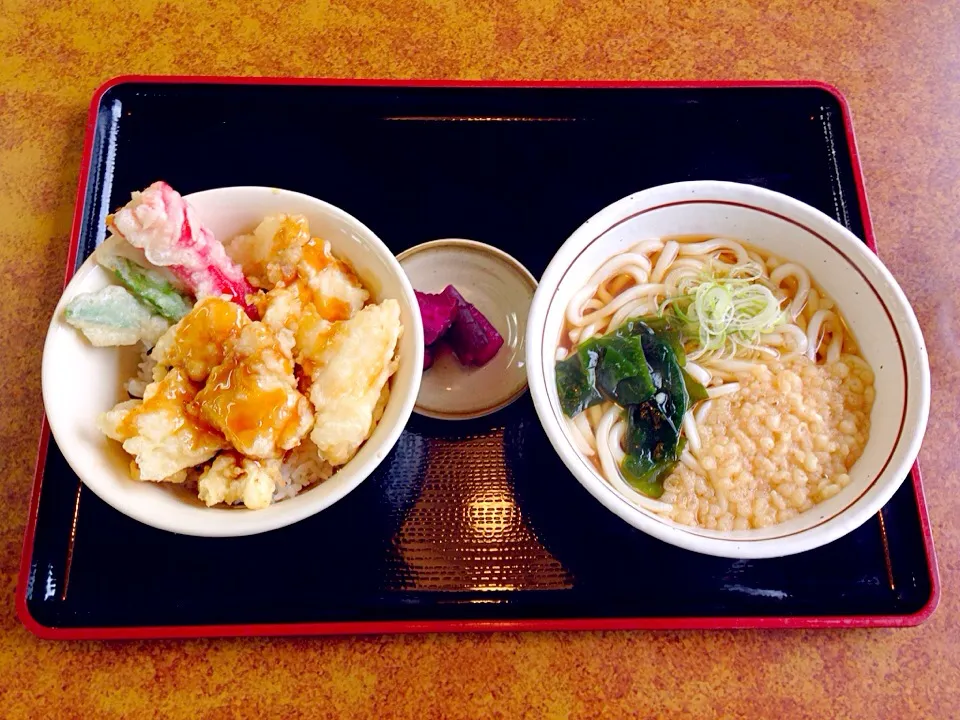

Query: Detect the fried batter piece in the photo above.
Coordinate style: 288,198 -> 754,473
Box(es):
301,300 -> 402,466
98,368 -> 227,482
194,322 -> 314,459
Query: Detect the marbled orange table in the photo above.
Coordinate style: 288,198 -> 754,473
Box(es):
1,1 -> 958,717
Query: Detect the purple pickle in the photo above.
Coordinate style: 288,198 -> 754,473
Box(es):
423,344 -> 435,370
441,285 -> 504,367
415,289 -> 459,345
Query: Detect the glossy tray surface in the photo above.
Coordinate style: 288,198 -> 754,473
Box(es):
19,79 -> 938,637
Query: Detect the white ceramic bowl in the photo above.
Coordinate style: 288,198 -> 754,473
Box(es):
42,186 -> 423,537
527,181 -> 930,559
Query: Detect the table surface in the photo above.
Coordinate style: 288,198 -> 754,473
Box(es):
1,1 -> 958,717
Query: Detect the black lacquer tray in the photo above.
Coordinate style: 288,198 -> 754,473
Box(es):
18,78 -> 938,638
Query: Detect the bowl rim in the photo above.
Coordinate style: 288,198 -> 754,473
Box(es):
41,185 -> 424,537
526,180 -> 930,558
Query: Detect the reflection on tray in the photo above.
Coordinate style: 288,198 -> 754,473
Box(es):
388,426 -> 572,592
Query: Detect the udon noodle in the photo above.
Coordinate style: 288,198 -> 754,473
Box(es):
558,236 -> 874,530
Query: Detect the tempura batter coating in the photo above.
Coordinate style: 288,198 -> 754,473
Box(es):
98,368 -> 227,482
152,296 -> 249,383
195,322 -> 314,459
197,453 -> 282,510
303,300 -> 402,466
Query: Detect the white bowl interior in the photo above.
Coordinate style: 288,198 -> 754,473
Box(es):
529,182 -> 929,557
42,187 -> 423,537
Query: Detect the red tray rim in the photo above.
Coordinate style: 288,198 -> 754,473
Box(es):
17,75 -> 941,640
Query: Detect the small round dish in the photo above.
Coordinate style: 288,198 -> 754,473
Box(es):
398,239 -> 536,420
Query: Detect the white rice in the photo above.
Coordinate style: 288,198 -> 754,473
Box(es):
181,441 -> 334,506
125,345 -> 157,398
274,438 -> 334,501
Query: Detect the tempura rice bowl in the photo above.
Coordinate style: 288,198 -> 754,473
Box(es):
527,181 -> 929,558
42,186 -> 423,537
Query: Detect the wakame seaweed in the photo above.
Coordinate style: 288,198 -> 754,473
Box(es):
619,315 -> 708,405
555,339 -> 604,417
622,437 -> 687,498
555,314 -> 707,498
683,370 -> 709,404
595,334 -> 656,406
616,316 -> 687,367
619,332 -> 690,497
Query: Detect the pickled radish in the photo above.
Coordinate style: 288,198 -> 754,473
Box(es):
415,285 -> 503,370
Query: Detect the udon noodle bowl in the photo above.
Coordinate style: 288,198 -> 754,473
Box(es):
555,235 -> 874,531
